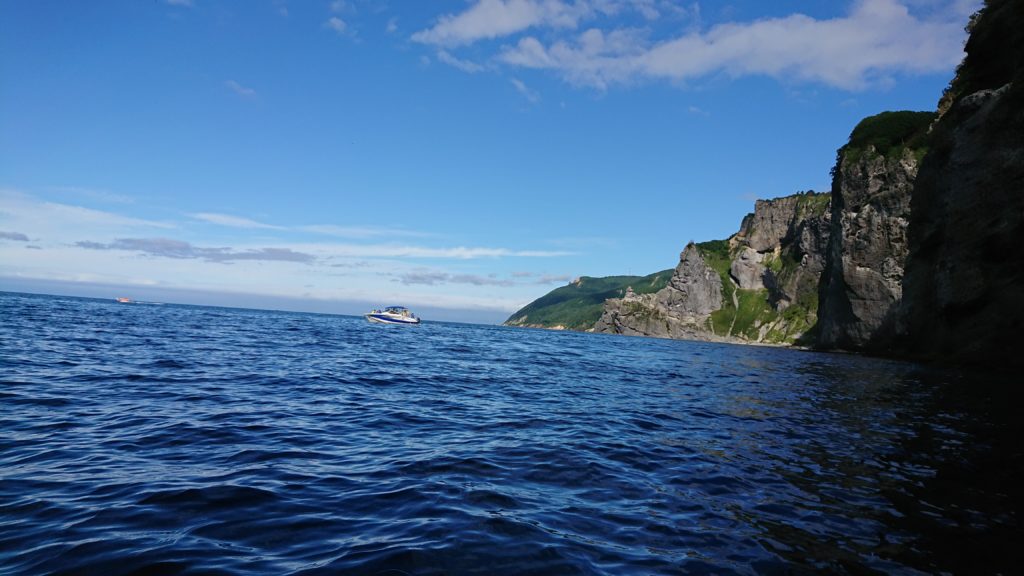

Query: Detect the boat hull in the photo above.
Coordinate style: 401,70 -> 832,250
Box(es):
365,314 -> 420,325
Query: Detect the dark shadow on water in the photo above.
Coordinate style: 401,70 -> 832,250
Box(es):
881,369 -> 1024,574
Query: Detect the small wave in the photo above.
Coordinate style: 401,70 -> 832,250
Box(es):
1,291 -> 1019,575
143,359 -> 189,369
138,485 -> 279,509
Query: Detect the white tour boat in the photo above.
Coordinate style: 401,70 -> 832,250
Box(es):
365,306 -> 421,325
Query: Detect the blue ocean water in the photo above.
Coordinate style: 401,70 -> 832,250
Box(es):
1,291 -> 1019,575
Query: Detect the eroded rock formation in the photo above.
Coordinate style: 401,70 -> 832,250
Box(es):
595,192 -> 830,344
593,243 -> 724,340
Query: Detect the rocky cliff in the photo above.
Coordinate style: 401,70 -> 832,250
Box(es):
592,243 -> 725,340
594,192 -> 830,344
817,114 -> 929,349
894,0 -> 1024,367
513,0 -> 1022,368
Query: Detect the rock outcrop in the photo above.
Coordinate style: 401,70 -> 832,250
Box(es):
817,142 -> 922,349
730,247 -> 765,290
733,193 -> 832,317
593,243 -> 724,339
595,192 -> 830,344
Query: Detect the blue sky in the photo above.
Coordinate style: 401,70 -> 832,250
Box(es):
1,0 -> 977,322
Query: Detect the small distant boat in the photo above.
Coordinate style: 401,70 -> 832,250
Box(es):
115,297 -> 132,303
365,306 -> 420,325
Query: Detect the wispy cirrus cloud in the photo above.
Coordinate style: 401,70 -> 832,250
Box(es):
308,244 -> 572,260
71,234 -> 568,263
417,0 -> 975,90
192,212 -> 284,230
394,269 -> 572,287
412,0 -> 700,47
193,216 -> 432,237
224,80 -> 256,97
301,224 -> 433,239
412,0 -> 592,47
325,16 -> 347,34
510,77 -> 540,102
395,271 -> 516,287
75,237 -> 316,264
0,190 -> 175,232
437,50 -> 487,73
49,185 -> 134,204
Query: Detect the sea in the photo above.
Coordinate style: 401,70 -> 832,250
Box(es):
1,291 -> 1020,575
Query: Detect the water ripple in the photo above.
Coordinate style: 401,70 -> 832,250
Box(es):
1,292 -> 1021,575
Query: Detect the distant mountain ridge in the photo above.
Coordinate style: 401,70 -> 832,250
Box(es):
504,270 -> 673,331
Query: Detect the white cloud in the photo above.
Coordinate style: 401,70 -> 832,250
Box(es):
412,0 -> 591,47
49,185 -> 135,204
325,16 -> 347,34
301,243 -> 572,260
437,50 -> 487,73
430,0 -> 974,90
386,17 -> 398,33
510,77 -> 541,102
411,0 -> 684,47
0,190 -> 175,239
395,271 -> 516,287
192,212 -> 284,230
224,80 -> 256,97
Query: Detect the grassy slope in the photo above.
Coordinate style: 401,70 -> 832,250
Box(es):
505,269 -> 673,330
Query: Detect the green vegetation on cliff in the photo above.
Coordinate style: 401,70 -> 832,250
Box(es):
504,270 -> 673,330
694,240 -> 738,335
697,237 -> 819,344
839,111 -> 935,162
794,190 -> 831,218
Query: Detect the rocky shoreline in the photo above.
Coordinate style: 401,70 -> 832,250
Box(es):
507,0 -> 1023,370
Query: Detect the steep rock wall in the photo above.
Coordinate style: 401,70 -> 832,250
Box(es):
895,0 -> 1024,367
817,144 -> 921,350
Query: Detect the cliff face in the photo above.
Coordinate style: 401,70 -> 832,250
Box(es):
895,0 -> 1024,367
733,194 -> 831,317
516,0 -> 1023,368
595,192 -> 830,344
592,243 -> 724,340
817,145 -> 921,349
